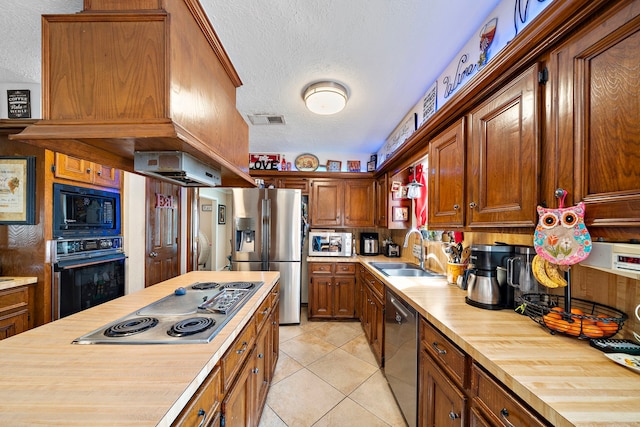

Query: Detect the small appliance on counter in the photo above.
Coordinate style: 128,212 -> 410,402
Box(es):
465,244 -> 514,310
360,232 -> 379,256
385,243 -> 401,257
308,231 -> 353,257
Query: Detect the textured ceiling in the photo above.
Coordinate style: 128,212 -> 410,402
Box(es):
1,0 -> 501,155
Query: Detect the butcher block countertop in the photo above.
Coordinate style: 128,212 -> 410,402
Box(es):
357,256 -> 640,427
0,270 -> 279,427
0,276 -> 37,291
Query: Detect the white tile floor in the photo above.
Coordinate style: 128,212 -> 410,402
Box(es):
259,308 -> 407,427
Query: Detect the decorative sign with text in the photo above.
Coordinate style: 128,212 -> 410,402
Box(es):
7,89 -> 31,119
249,153 -> 281,170
155,193 -> 175,209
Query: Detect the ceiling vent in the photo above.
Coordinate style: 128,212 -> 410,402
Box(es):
247,114 -> 286,125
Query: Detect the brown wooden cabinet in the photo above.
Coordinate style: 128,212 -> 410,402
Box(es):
375,174 -> 388,227
419,318 -> 470,426
54,153 -> 121,188
466,63 -> 540,228
310,179 -> 375,227
0,286 -> 31,340
252,175 -> 310,194
360,270 -> 384,367
428,118 -> 466,228
471,363 -> 551,427
213,282 -> 280,427
546,1 -> 640,232
172,366 -> 221,427
308,262 -> 357,320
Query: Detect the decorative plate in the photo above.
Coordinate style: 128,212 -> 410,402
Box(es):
604,353 -> 640,374
295,153 -> 319,172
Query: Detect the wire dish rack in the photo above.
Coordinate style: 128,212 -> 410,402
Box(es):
521,293 -> 627,340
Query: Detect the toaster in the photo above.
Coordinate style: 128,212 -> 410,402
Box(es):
385,243 -> 401,257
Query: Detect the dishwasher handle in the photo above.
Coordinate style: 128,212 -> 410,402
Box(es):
389,295 -> 411,321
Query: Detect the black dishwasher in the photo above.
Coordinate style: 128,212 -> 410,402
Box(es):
384,289 -> 418,427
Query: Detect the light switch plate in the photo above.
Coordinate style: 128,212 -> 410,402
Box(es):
412,244 -> 421,258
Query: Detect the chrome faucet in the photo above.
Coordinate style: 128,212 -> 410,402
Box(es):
403,228 -> 425,269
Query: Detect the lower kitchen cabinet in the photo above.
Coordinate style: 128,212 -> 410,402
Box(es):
175,282 -> 280,427
419,318 -> 469,426
308,262 -> 357,320
470,363 -> 551,427
420,351 -> 467,427
360,270 -> 384,367
0,285 -> 32,340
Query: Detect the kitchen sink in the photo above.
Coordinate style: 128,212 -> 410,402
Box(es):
370,262 -> 444,278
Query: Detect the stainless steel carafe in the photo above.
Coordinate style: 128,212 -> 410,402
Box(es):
506,246 -> 542,305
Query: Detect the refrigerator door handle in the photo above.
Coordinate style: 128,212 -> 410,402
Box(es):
262,198 -> 271,270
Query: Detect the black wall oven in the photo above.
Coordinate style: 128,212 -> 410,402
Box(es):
53,183 -> 121,239
52,236 -> 126,320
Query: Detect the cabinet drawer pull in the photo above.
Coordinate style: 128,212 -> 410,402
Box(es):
236,341 -> 248,354
197,409 -> 207,427
449,411 -> 460,420
261,308 -> 269,315
500,408 -> 516,427
432,342 -> 447,355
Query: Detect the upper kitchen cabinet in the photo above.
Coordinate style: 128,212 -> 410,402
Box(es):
466,64 -> 540,228
310,178 -> 375,228
546,1 -> 640,233
11,0 -> 255,187
428,118 -> 465,228
54,153 -> 121,188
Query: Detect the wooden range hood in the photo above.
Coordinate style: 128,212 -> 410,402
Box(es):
11,0 -> 255,187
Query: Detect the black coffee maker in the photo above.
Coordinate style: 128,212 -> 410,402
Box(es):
465,244 -> 514,310
360,233 -> 379,256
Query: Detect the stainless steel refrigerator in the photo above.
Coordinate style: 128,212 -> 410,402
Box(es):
230,188 -> 302,324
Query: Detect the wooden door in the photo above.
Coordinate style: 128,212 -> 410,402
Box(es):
310,180 -> 343,227
308,276 -> 332,319
333,276 -> 356,319
467,63 -> 539,228
420,352 -> 467,427
429,118 -> 465,228
375,174 -> 388,227
222,351 -> 255,427
145,178 -> 180,287
344,179 -> 375,227
547,2 -> 640,230
54,153 -> 93,183
370,291 -> 384,366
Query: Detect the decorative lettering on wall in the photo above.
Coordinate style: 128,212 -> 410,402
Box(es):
442,54 -> 477,99
155,193 -> 174,209
514,0 -> 548,35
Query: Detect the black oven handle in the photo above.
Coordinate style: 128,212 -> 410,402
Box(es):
54,253 -> 127,271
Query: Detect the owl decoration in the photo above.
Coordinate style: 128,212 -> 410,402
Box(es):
533,192 -> 592,266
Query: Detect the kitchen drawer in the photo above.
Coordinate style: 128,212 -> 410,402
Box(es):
254,294 -> 272,333
471,363 -> 551,427
310,262 -> 333,274
363,270 -> 384,299
334,263 -> 355,275
420,318 -> 469,388
172,365 -> 221,427
221,319 -> 256,392
0,286 -> 29,314
270,281 -> 281,306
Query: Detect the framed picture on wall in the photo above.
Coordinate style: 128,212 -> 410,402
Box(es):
392,206 -> 409,222
0,156 -> 36,224
218,205 -> 226,224
327,160 -> 342,172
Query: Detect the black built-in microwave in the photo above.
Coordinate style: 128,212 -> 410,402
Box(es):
53,183 -> 121,238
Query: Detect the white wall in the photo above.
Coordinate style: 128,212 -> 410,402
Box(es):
123,172 -> 147,294
268,152 -> 374,172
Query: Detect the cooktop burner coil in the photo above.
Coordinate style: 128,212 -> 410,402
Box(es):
224,281 -> 255,290
104,317 -> 159,337
190,282 -> 223,290
167,317 -> 216,337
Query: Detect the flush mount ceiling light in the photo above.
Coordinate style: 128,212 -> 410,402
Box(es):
303,81 -> 348,115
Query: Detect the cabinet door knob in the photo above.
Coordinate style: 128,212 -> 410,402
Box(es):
469,202 -> 477,209
500,408 -> 516,427
448,411 -> 460,420
453,204 -> 460,210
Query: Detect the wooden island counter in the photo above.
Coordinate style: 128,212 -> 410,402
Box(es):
0,271 -> 280,426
